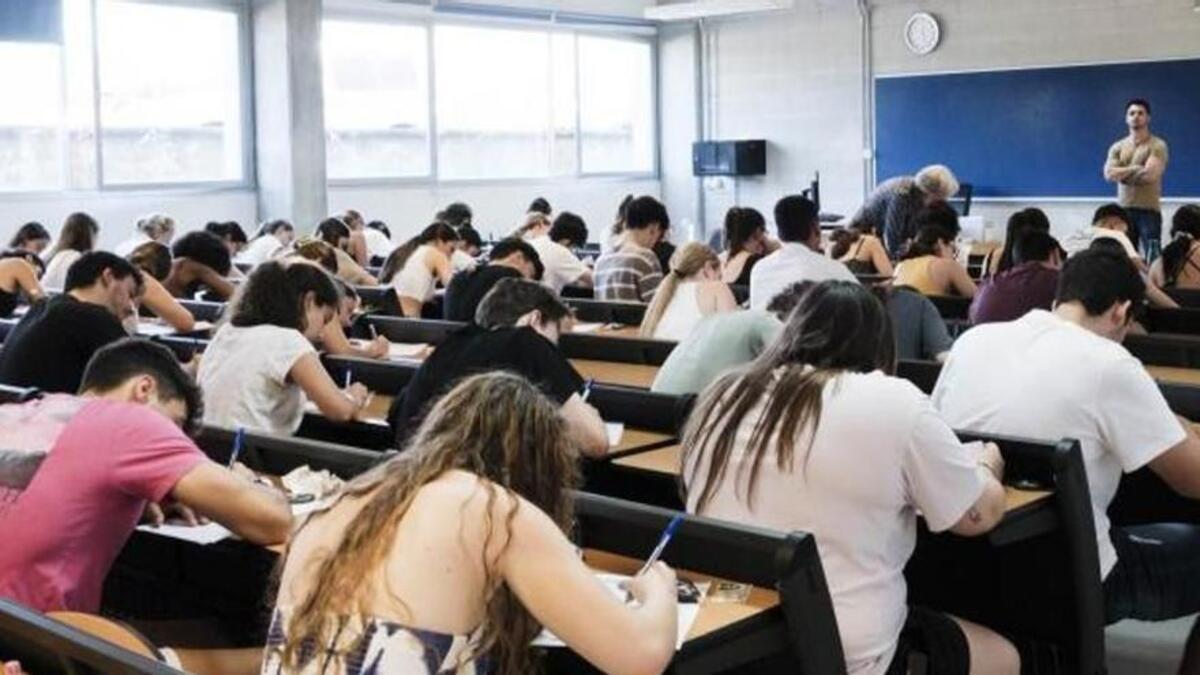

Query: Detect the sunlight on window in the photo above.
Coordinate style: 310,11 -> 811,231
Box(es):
578,36 -> 655,174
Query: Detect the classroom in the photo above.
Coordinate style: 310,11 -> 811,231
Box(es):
1,0 -> 1200,673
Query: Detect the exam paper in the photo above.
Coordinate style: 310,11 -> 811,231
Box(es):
137,521 -> 232,545
532,573 -> 706,649
605,422 -> 625,447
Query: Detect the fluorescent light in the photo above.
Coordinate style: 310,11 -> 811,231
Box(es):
644,0 -> 794,21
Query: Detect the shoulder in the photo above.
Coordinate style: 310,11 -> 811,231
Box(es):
832,371 -> 927,418
1153,135 -> 1169,149
72,399 -> 186,438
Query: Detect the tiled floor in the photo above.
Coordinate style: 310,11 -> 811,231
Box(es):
1107,615 -> 1193,674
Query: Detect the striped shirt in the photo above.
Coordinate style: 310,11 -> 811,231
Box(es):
594,243 -> 663,302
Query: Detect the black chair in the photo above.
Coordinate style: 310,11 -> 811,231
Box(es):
0,383 -> 41,404
194,425 -> 391,479
1143,307 -> 1200,335
589,384 -> 694,435
565,298 -> 647,325
560,333 -> 676,365
895,359 -> 942,395
1166,287 -> 1200,309
365,316 -> 464,346
926,295 -> 971,321
175,299 -> 226,323
321,354 -> 417,397
0,317 -> 19,344
559,285 -> 595,300
150,335 -> 209,361
1125,333 -> 1200,368
0,599 -> 179,674
355,286 -> 402,316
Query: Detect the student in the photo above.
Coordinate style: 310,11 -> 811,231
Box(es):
0,339 -> 292,613
1062,203 -> 1142,265
436,202 -> 473,230
749,195 -> 856,310
830,220 -> 893,277
390,279 -> 607,456
165,231 -> 237,301
198,260 -> 370,435
594,195 -> 668,302
238,220 -> 296,268
651,282 -> 807,395
363,219 -> 396,265
267,372 -> 676,675
851,164 -> 960,257
605,194 -> 635,253
0,253 -> 43,318
528,195 -> 552,216
720,207 -> 774,285
7,222 -> 51,257
887,286 -> 954,362
639,243 -> 737,341
0,252 -> 141,394
127,242 -> 196,333
380,223 -> 459,318
984,208 -> 1051,278
41,212 -> 99,290
1151,204 -> 1200,290
519,211 -> 592,293
113,214 -> 176,259
205,221 -> 249,257
683,280 -> 1015,675
336,209 -> 370,266
970,230 -> 1061,325
315,217 -> 377,287
444,237 -> 542,323
933,248 -> 1200,672
319,281 -> 390,360
893,204 -> 977,298
451,224 -> 483,273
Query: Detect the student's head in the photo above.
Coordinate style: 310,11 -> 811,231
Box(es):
279,371 -> 577,675
901,203 -> 961,260
457,224 -> 483,256
128,241 -> 172,281
291,238 -> 340,274
774,195 -> 820,247
229,260 -> 340,341
639,243 -> 721,337
64,251 -> 145,321
914,164 -> 960,203
205,221 -> 248,255
549,212 -> 588,248
1055,248 -> 1145,341
683,280 -> 895,511
1012,230 -> 1061,267
52,212 -> 99,257
436,202 -> 473,229
1092,203 -> 1132,234
611,194 -> 634,237
623,196 -> 669,244
1126,98 -> 1151,130
8,222 -> 51,254
527,197 -> 551,216
765,281 -> 814,321
80,338 -> 203,434
488,237 -> 543,281
996,208 -> 1052,274
366,220 -> 391,240
379,222 -> 460,284
1162,205 -> 1200,285
476,278 -> 572,344
172,230 -> 233,276
333,279 -> 360,325
315,218 -> 351,252
135,213 -> 176,245
340,209 -> 365,231
514,212 -> 551,239
0,249 -> 45,276
724,207 -> 767,256
259,219 -> 296,246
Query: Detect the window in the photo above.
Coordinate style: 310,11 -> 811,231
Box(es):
578,36 -> 655,174
0,41 -> 64,191
323,20 -> 430,180
96,1 -> 245,185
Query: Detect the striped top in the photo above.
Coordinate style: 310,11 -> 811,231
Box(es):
594,243 -> 663,302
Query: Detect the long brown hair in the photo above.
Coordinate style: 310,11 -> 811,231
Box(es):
280,372 -> 580,674
48,212 -> 98,259
379,222 -> 459,284
639,242 -> 719,337
682,281 -> 896,512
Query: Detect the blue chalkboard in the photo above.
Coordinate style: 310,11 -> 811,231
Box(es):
0,0 -> 61,43
875,59 -> 1200,198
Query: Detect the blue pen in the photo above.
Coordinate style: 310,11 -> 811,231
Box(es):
581,378 -> 595,402
228,427 -> 245,468
637,514 -> 684,576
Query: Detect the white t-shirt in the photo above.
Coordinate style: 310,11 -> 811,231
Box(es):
40,250 -> 82,290
113,234 -> 152,258
237,234 -> 288,268
653,281 -> 703,342
932,310 -> 1185,578
449,249 -> 476,274
1061,227 -> 1141,260
363,228 -> 395,261
527,235 -> 589,293
749,243 -> 857,310
685,369 -> 984,675
198,323 -> 316,436
393,245 -> 438,303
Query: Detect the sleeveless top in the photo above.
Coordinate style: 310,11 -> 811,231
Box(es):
654,281 -> 704,341
1166,241 -> 1200,289
0,287 -> 17,318
842,239 -> 877,275
725,252 -> 763,287
892,256 -> 943,296
394,246 -> 438,303
261,608 -> 489,675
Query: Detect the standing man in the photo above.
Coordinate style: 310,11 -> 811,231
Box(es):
1104,98 -> 1169,257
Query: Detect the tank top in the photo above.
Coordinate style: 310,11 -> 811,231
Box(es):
842,238 -> 877,275
1167,241 -> 1200,289
393,246 -> 438,303
0,287 -> 17,318
653,281 -> 704,341
893,256 -> 943,296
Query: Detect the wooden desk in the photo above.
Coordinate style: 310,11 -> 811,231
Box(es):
1147,365 -> 1200,387
360,393 -> 392,425
572,359 -> 659,388
612,428 -> 675,455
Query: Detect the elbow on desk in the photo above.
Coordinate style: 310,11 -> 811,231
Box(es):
236,499 -> 293,546
603,634 -> 674,675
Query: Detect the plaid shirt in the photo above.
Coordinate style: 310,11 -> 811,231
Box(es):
594,243 -> 663,302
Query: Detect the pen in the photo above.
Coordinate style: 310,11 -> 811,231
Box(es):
228,427 -> 245,469
637,514 -> 684,577
344,369 -> 352,388
369,324 -> 379,340
581,378 -> 595,402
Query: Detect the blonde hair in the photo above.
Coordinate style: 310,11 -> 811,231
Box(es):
639,242 -> 719,337
914,165 -> 960,200
135,213 -> 176,241
512,212 -> 551,239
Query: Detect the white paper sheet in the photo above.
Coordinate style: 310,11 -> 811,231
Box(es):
532,573 -> 706,649
135,322 -> 177,337
136,521 -> 232,545
572,322 -> 604,334
606,422 -> 625,447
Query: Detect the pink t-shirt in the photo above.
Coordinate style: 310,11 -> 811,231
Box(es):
0,394 -> 88,511
0,399 -> 206,612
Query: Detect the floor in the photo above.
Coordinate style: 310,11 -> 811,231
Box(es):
1107,615 -> 1193,674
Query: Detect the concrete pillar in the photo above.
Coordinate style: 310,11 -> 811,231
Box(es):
251,0 -> 327,230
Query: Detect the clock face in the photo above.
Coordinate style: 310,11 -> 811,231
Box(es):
904,12 -> 941,55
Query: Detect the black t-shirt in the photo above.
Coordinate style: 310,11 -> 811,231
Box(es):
0,295 -> 128,393
389,325 -> 584,442
443,265 -> 523,323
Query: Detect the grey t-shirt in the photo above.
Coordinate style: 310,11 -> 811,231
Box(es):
651,310 -> 782,395
889,288 -> 953,361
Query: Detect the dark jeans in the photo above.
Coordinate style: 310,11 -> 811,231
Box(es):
1126,207 -> 1164,259
1104,523 -> 1200,624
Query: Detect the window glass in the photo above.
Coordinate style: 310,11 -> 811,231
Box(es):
578,35 -> 654,174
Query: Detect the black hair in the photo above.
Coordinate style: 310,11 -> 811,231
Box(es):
765,280 -> 814,321
611,194 -> 635,237
902,224 -> 958,261
1126,98 -> 1151,115
1056,247 -> 1145,316
488,237 -> 544,281
0,249 -> 44,275
229,260 -> 340,332
172,231 -> 233,276
773,195 -> 819,244
257,219 -> 294,238
65,251 -> 143,294
457,224 -> 483,251
128,242 -> 172,281
528,197 -> 552,216
379,223 -> 460,284
9,222 -> 50,249
1012,230 -> 1059,266
80,338 -> 204,434
476,278 -> 571,329
995,208 -> 1051,275
49,212 -> 99,258
436,202 -> 473,229
205,221 -> 248,245
624,196 -> 669,231
1092,203 -> 1131,228
366,220 -> 391,240
724,207 -> 767,256
913,201 -> 961,236
1160,205 -> 1200,286
316,218 -> 351,247
549,212 -> 588,248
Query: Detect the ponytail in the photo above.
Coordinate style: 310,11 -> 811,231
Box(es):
901,225 -> 954,261
639,242 -> 719,337
1162,204 -> 1200,286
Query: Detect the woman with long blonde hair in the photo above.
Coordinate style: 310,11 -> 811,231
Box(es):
639,242 -> 737,341
265,372 -> 678,675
